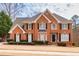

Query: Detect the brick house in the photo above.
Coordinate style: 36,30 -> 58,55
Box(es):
9,9 -> 72,44
72,25 -> 79,43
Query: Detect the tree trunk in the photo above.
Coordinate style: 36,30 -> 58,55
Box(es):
2,34 -> 6,42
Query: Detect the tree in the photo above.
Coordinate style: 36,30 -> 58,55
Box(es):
0,3 -> 25,20
0,11 -> 12,41
72,15 -> 79,45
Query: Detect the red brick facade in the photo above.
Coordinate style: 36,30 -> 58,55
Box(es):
9,9 -> 72,43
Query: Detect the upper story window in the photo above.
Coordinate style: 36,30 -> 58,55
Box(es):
28,23 -> 32,30
39,23 -> 46,30
22,23 -> 33,30
22,24 -> 26,30
51,24 -> 57,30
62,24 -> 68,30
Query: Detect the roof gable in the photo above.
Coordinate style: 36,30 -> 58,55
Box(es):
34,14 -> 51,23
44,9 -> 72,23
9,24 -> 25,33
44,9 -> 61,22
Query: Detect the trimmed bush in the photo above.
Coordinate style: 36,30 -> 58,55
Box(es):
7,40 -> 34,45
6,39 -> 14,42
7,39 -> 49,45
33,41 -> 49,45
57,42 -> 66,46
73,43 -> 79,47
20,40 -> 28,42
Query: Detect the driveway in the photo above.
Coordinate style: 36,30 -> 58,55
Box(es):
0,49 -> 79,56
0,44 -> 79,55
0,45 -> 79,52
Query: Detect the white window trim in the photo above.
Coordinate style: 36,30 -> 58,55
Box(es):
34,14 -> 51,23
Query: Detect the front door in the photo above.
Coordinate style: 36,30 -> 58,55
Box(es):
28,33 -> 32,43
52,33 -> 57,42
39,32 -> 46,41
16,34 -> 20,42
40,33 -> 45,41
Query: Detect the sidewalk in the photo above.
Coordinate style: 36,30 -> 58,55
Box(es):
0,44 -> 79,53
0,49 -> 79,56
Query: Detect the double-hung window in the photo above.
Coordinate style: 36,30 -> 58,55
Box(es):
28,23 -> 32,30
39,23 -> 46,30
61,33 -> 69,42
62,24 -> 68,30
51,24 -> 57,30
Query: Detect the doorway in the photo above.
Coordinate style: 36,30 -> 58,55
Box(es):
28,33 -> 32,43
39,32 -> 47,41
51,33 -> 57,42
16,34 -> 20,42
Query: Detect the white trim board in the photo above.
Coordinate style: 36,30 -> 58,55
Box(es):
45,9 -> 61,23
44,9 -> 61,23
34,14 -> 51,23
9,24 -> 26,33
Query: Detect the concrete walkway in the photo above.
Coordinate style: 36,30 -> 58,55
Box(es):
0,49 -> 79,56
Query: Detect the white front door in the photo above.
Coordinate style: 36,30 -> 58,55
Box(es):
28,33 -> 32,43
39,33 -> 46,41
16,34 -> 20,42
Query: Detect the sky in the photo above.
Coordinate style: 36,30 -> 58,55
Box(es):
18,3 -> 79,20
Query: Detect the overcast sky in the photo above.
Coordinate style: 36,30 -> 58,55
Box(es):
18,3 -> 79,20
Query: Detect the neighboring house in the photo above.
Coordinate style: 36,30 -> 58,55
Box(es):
72,24 -> 79,43
8,9 -> 72,44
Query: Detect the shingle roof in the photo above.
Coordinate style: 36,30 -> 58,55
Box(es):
10,13 -> 41,29
10,9 -> 72,30
52,13 -> 72,23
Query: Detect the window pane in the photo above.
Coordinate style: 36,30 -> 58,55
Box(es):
62,24 -> 68,30
39,23 -> 46,30
51,24 -> 57,30
28,23 -> 32,30
61,34 -> 69,42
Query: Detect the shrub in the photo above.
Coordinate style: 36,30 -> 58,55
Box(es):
33,41 -> 49,45
72,43 -> 75,46
7,39 -> 49,45
73,43 -> 79,47
20,40 -> 28,42
6,39 -> 14,42
57,42 -> 66,46
7,40 -> 34,45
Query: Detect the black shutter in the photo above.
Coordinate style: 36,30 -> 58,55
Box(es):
32,23 -> 33,29
69,33 -> 71,42
60,24 -> 62,30
38,23 -> 39,29
46,23 -> 47,29
26,23 -> 28,30
14,34 -> 16,41
59,33 -> 61,42
19,34 -> 21,40
68,24 -> 70,29
26,34 -> 28,42
22,25 -> 24,29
